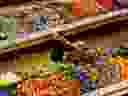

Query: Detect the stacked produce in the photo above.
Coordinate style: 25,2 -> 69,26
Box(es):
1,48 -> 124,96
111,48 -> 128,80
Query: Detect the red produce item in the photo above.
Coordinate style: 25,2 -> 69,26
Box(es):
96,0 -> 112,9
31,80 -> 48,96
72,0 -> 80,16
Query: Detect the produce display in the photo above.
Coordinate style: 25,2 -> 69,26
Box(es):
0,16 -> 16,48
111,48 -> 128,80
0,47 -> 126,96
0,0 -> 128,95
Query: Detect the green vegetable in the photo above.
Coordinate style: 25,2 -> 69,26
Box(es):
112,48 -> 128,56
64,70 -> 72,77
49,48 -> 64,64
64,75 -> 72,80
0,80 -> 9,86
0,16 -> 16,48
64,3 -> 72,16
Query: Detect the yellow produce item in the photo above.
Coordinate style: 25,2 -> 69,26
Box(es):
89,71 -> 96,80
16,50 -> 48,64
96,48 -> 102,56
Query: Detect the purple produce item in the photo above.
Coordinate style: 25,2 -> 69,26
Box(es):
112,8 -> 128,16
113,0 -> 128,10
16,32 -> 32,38
0,90 -> 8,96
16,48 -> 32,54
80,72 -> 86,80
105,48 -> 112,54
96,57 -> 103,64
116,0 -> 128,8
